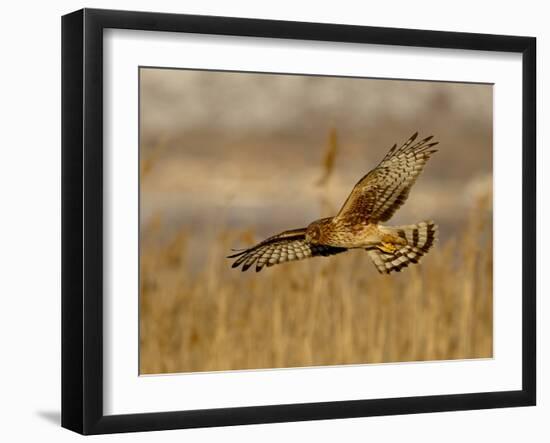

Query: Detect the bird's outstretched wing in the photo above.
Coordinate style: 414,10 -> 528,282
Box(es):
334,132 -> 438,224
228,228 -> 347,272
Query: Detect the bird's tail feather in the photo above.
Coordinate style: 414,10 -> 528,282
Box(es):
367,220 -> 438,274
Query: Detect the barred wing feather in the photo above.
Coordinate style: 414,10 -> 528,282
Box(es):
335,132 -> 438,224
228,228 -> 347,272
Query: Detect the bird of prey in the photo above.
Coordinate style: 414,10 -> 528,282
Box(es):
228,132 -> 439,274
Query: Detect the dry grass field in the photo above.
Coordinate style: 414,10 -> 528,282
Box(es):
139,191 -> 492,375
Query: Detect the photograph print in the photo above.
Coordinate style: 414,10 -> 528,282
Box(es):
139,68 -> 493,375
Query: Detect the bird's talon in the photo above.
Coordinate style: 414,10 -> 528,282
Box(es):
379,242 -> 397,254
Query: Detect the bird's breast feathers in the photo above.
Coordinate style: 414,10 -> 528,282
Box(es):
320,221 -> 381,248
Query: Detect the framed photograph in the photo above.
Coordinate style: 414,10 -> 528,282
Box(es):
61,8 -> 536,435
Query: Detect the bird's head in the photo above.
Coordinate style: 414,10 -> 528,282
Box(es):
305,222 -> 322,244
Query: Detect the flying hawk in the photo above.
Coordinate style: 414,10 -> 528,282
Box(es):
228,132 -> 438,274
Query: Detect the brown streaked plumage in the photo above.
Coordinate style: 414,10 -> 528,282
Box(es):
229,132 -> 439,274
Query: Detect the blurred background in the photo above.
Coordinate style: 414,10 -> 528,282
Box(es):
139,68 -> 493,374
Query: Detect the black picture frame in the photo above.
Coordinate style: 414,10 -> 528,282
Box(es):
61,8 -> 536,435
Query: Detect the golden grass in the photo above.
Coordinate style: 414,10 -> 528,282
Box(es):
139,194 -> 493,375
316,127 -> 339,186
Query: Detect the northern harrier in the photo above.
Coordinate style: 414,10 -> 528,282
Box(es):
228,132 -> 438,274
